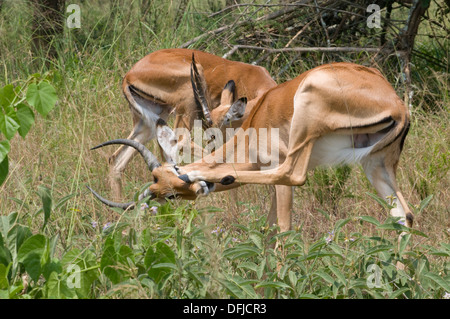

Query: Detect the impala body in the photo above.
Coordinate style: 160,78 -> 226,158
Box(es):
91,62 -> 413,232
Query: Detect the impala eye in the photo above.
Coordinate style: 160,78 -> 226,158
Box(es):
153,177 -> 158,183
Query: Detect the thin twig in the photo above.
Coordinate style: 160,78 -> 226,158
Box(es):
222,45 -> 380,59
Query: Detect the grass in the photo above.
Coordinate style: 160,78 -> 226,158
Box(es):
0,0 -> 448,299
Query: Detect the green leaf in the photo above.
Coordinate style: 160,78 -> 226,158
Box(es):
255,281 -> 292,290
249,231 -> 263,250
26,82 -> 57,117
424,273 -> 450,292
378,222 -> 409,232
145,242 -> 177,284
37,185 -> 52,229
366,192 -> 392,210
315,270 -> 336,285
61,249 -> 99,298
15,103 -> 35,138
0,113 -> 19,140
0,84 -> 16,110
0,140 -> 9,164
328,265 -> 346,285
398,234 -> 411,257
389,287 -> 410,299
17,234 -> 48,282
0,263 -> 9,289
365,244 -> 393,256
418,195 -> 433,214
0,156 -> 8,187
359,215 -> 381,227
46,271 -> 76,299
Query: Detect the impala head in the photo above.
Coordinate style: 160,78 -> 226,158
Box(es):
191,53 -> 247,129
87,134 -> 215,209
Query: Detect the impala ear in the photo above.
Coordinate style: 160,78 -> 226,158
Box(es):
220,80 -> 236,106
222,97 -> 247,126
156,119 -> 178,165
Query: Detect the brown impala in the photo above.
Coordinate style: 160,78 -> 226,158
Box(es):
89,62 -> 413,232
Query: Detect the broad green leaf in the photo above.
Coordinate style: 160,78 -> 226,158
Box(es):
100,245 -> 121,284
424,273 -> 450,292
17,234 -> 48,282
249,231 -> 263,250
0,113 -> 19,140
46,271 -> 76,299
0,156 -> 7,186
0,84 -> 16,110
15,103 -> 35,138
0,140 -> 9,164
61,249 -> 98,298
26,82 -> 57,117
145,242 -> 176,283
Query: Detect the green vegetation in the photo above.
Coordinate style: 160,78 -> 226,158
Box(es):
0,0 -> 448,299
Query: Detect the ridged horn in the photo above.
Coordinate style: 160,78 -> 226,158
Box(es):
91,139 -> 161,172
88,139 -> 159,209
191,53 -> 213,128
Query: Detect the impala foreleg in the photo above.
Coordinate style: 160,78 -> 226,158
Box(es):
109,118 -> 153,200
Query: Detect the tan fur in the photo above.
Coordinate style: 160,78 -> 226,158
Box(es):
109,49 -> 276,200
149,62 -> 413,230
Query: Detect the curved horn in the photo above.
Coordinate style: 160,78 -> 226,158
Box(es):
86,185 -> 135,210
88,139 -> 159,209
191,53 -> 213,128
91,139 -> 161,172
86,186 -> 155,210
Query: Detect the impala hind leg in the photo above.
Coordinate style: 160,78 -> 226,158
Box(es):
109,118 -> 154,200
361,155 -> 414,227
268,185 -> 294,232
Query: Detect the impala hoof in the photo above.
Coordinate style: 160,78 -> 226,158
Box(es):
178,174 -> 191,183
220,175 -> 235,185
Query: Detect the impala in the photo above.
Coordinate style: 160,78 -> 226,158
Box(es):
110,48 -> 276,200
90,62 -> 414,231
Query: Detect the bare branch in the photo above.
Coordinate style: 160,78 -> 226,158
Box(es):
222,45 -> 381,59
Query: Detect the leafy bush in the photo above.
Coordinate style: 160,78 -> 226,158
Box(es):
0,194 -> 448,299
0,73 -> 57,185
